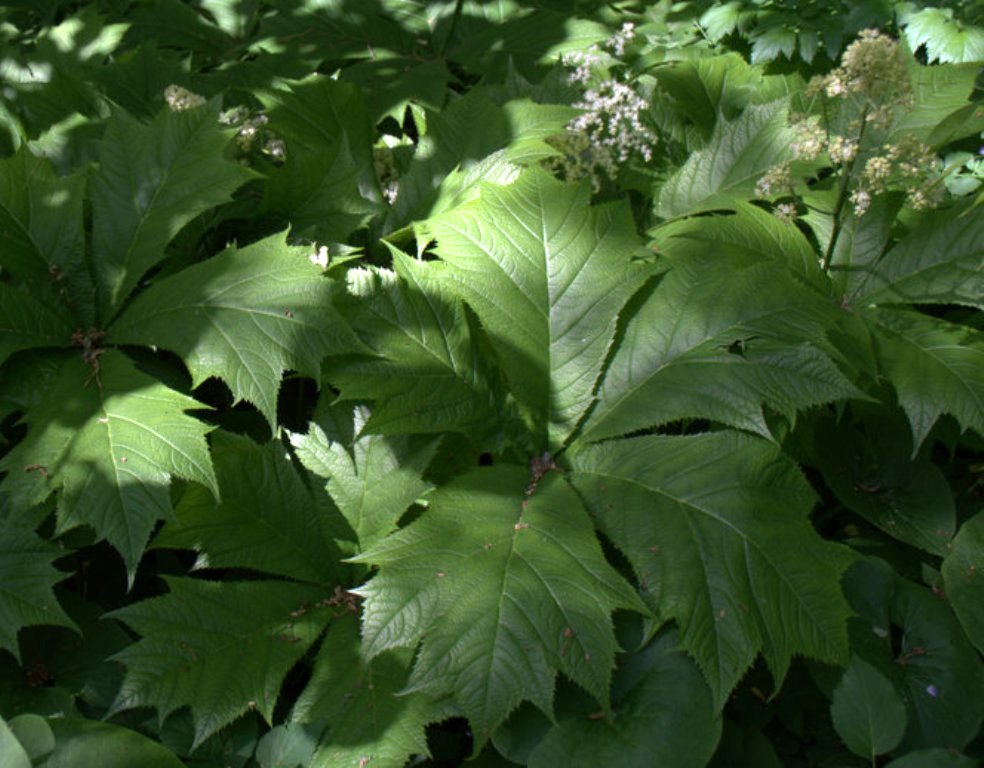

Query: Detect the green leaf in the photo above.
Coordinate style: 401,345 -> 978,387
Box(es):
0,519 -> 76,663
89,102 -> 256,321
830,654 -> 907,759
327,253 -> 509,444
892,61 -> 979,143
7,715 -> 55,762
43,718 -> 185,768
582,250 -> 860,442
942,512 -> 984,655
0,350 -> 217,582
885,748 -> 979,768
865,309 -> 984,450
108,577 -> 334,748
0,716 -> 31,768
290,407 -> 438,552
849,203 -> 984,309
154,431 -> 338,585
810,408 -> 955,555
255,723 -> 319,768
571,432 -> 855,707
293,612 -> 442,768
0,285 -> 75,367
527,630 -> 722,768
902,8 -> 984,64
352,466 -> 644,741
109,232 -> 364,428
420,168 -> 648,450
656,100 -> 795,219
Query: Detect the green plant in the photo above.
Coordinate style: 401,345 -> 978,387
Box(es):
0,3 -> 982,767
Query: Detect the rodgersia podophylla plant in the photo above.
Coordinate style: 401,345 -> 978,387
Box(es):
756,29 -> 945,269
545,22 -> 658,190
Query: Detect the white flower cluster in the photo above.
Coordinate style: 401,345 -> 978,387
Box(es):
851,136 -> 943,215
219,107 -> 286,164
164,84 -> 206,112
570,80 -> 656,164
373,146 -> 400,204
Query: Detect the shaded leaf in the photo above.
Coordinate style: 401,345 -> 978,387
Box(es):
154,431 -> 338,585
830,654 -> 907,759
109,577 -> 334,748
44,718 -> 185,768
110,233 -> 364,428
942,512 -> 984,655
352,466 -> 644,740
421,168 -> 648,450
0,351 -> 217,582
0,285 -> 75,367
571,432 -> 855,706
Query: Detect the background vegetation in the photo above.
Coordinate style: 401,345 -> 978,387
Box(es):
0,1 -> 982,766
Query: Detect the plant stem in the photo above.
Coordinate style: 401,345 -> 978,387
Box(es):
820,105 -> 869,273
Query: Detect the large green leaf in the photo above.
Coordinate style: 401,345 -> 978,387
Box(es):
942,512 -> 984,655
327,252 -> 509,443
656,100 -> 795,219
0,285 -> 75,367
352,466 -> 645,741
571,432 -> 855,706
153,431 -> 338,585
849,203 -> 984,309
290,406 -> 438,552
902,8 -> 984,64
527,630 -> 722,768
293,612 -> 443,768
830,654 -> 907,759
0,520 -> 76,663
0,350 -> 217,581
108,577 -> 334,748
865,309 -> 984,450
89,102 -> 256,321
109,233 -> 364,428
43,718 -> 185,768
420,168 -> 648,450
582,250 -> 860,442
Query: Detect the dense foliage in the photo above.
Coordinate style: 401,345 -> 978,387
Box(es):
0,1 -> 983,766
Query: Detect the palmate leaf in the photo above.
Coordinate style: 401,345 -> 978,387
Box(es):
108,577 -> 334,749
90,102 -> 256,322
848,203 -> 984,309
655,100 -> 796,219
0,350 -> 217,582
420,167 -> 649,451
0,519 -> 76,663
0,285 -> 75,367
109,233 -> 365,428
864,308 -> 984,450
327,252 -> 508,443
352,466 -> 645,742
901,7 -> 984,64
571,432 -> 855,706
290,407 -> 438,552
582,249 -> 861,442
153,431 -> 338,585
527,630 -> 722,768
292,612 -> 444,768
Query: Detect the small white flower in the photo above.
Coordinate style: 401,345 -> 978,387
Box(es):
310,246 -> 329,270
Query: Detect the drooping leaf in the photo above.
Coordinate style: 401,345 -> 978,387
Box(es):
527,630 -> 722,768
326,252 -> 509,443
844,559 -> 984,753
89,102 -> 256,321
0,350 -> 217,581
582,249 -> 860,442
109,233 -> 364,428
942,512 -> 984,655
43,718 -> 186,768
849,203 -> 984,309
865,309 -> 984,451
571,432 -> 855,706
810,407 -> 955,555
420,167 -> 649,450
108,577 -> 334,748
0,285 -> 75,367
290,407 -> 438,552
153,431 -> 338,585
352,466 -> 645,741
656,100 -> 795,219
293,612 -> 443,768
830,654 -> 907,759
0,520 -> 76,662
